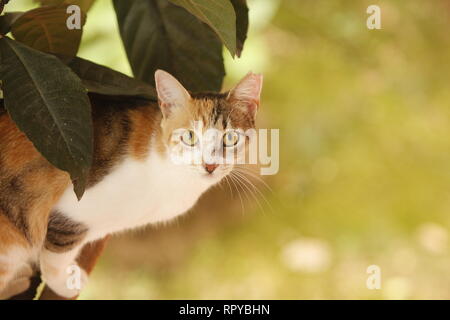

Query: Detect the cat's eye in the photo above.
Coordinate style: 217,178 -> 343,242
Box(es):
223,131 -> 240,147
181,130 -> 198,146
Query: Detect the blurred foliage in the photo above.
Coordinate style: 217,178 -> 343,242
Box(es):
10,0 -> 450,299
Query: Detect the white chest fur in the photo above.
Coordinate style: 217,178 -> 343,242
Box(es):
53,148 -> 218,243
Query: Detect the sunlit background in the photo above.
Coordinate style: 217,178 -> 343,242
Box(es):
9,0 -> 450,299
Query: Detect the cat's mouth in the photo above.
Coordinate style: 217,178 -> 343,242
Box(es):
202,170 -> 226,182
199,163 -> 232,181
203,172 -> 219,179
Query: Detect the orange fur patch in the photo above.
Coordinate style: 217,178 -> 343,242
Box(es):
0,214 -> 29,252
0,115 -> 42,174
128,108 -> 159,160
0,113 -> 70,246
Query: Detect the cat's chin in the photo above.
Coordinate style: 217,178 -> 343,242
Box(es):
201,172 -> 225,183
202,172 -> 219,179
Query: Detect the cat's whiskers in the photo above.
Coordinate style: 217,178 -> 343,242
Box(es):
227,172 -> 246,214
221,174 -> 234,197
234,165 -> 274,194
231,170 -> 273,215
228,171 -> 262,215
230,170 -> 268,215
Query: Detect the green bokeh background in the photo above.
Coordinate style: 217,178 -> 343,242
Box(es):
9,0 -> 449,299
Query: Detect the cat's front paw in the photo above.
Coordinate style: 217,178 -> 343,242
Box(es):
42,264 -> 88,299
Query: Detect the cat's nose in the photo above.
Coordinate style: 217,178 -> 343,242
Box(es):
204,164 -> 219,174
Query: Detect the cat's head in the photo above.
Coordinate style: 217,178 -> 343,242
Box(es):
155,70 -> 263,183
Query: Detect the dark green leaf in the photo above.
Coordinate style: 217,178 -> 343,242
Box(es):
231,0 -> 248,57
168,0 -> 236,57
113,0 -> 225,92
66,56 -> 157,101
11,5 -> 86,57
0,12 -> 23,35
0,37 -> 93,199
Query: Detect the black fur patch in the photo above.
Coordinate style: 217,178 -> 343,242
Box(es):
86,94 -> 156,188
45,211 -> 88,253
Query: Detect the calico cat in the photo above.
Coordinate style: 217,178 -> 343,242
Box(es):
0,70 -> 263,298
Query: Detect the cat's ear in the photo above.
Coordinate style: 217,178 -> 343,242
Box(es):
155,70 -> 191,118
227,72 -> 263,118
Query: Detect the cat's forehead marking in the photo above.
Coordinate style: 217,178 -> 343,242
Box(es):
190,93 -> 226,128
187,92 -> 255,131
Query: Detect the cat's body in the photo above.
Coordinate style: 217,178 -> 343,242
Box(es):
0,71 -> 262,298
54,129 -> 221,243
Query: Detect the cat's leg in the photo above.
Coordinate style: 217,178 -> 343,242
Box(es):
0,214 -> 34,299
40,212 -> 89,298
0,263 -> 34,299
40,245 -> 88,298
